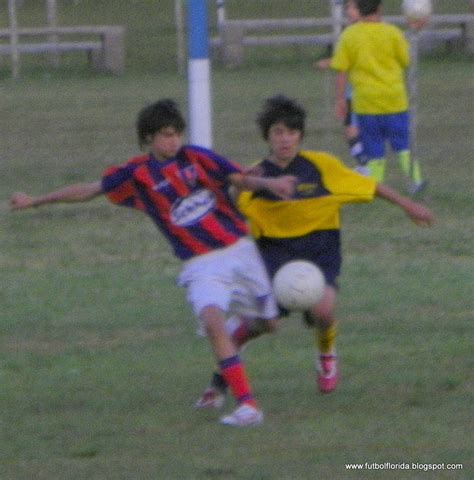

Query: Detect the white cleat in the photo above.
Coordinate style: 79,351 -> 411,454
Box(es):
219,404 -> 264,427
354,165 -> 370,176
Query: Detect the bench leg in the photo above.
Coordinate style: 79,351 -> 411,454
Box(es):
221,24 -> 244,68
91,30 -> 125,75
466,20 -> 474,53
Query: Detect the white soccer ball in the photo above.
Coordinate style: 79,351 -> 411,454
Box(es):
402,0 -> 433,21
272,260 -> 325,311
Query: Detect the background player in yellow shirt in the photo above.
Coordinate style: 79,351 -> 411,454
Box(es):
314,0 -> 368,174
331,0 -> 427,195
195,95 -> 433,408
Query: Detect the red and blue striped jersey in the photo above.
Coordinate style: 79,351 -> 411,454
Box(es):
101,145 -> 249,259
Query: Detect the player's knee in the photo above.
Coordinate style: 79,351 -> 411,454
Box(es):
316,309 -> 334,328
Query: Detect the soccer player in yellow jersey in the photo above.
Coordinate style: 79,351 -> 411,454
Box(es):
195,95 -> 433,407
315,0 -> 368,174
331,0 -> 427,195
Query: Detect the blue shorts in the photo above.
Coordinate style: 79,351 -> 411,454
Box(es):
356,111 -> 410,159
256,230 -> 341,288
257,230 -> 341,316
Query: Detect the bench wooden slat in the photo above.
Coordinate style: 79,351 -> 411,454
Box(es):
0,25 -> 124,38
243,33 -> 334,47
0,41 -> 101,55
220,13 -> 474,31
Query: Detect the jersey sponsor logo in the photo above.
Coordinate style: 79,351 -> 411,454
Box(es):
297,183 -> 319,196
170,189 -> 216,227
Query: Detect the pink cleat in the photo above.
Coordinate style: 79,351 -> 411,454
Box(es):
317,353 -> 339,393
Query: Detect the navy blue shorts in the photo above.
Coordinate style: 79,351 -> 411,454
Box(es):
256,230 -> 341,288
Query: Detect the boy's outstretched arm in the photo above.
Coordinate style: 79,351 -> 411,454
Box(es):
375,183 -> 433,227
229,173 -> 297,200
10,181 -> 103,211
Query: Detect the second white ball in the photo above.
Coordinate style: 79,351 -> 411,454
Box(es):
402,0 -> 433,21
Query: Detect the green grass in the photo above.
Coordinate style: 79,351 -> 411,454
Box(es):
1,1 -> 474,479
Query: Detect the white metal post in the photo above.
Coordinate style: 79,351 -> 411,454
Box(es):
407,29 -> 419,179
331,0 -> 344,45
216,0 -> 226,28
403,0 -> 433,180
175,0 -> 186,74
187,0 -> 212,148
46,0 -> 59,67
8,0 -> 20,79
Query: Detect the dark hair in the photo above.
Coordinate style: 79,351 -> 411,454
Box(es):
256,95 -> 306,140
136,99 -> 186,149
356,0 -> 381,16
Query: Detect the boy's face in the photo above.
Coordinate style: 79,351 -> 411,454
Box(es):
150,126 -> 183,160
267,122 -> 302,163
346,0 -> 361,23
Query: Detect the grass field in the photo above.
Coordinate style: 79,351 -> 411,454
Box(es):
1,1 -> 473,479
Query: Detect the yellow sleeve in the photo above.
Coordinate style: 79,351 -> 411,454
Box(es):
394,28 -> 410,69
330,29 -> 350,72
303,151 -> 377,202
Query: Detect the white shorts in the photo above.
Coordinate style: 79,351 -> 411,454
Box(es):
177,237 -> 279,327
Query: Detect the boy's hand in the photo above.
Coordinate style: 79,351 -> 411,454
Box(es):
403,201 -> 434,227
407,18 -> 429,32
9,192 -> 35,210
265,175 -> 297,200
375,183 -> 434,227
314,58 -> 331,70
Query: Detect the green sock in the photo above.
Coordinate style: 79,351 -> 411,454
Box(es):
397,150 -> 423,184
367,158 -> 386,182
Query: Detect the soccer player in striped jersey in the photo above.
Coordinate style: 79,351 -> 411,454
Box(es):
9,99 -> 297,427
196,95 -> 433,405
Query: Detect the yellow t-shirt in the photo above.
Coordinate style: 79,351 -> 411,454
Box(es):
331,21 -> 410,114
237,151 -> 377,239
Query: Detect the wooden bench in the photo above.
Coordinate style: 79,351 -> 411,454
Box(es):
213,13 -> 474,67
211,17 -> 336,66
383,14 -> 474,53
0,25 -> 125,74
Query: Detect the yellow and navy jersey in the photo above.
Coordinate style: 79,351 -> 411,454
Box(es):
330,21 -> 409,114
237,150 -> 377,239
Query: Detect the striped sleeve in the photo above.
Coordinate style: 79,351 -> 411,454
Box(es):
101,162 -> 144,210
185,146 -> 243,183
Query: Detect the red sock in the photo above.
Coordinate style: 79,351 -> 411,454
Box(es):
219,355 -> 256,407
